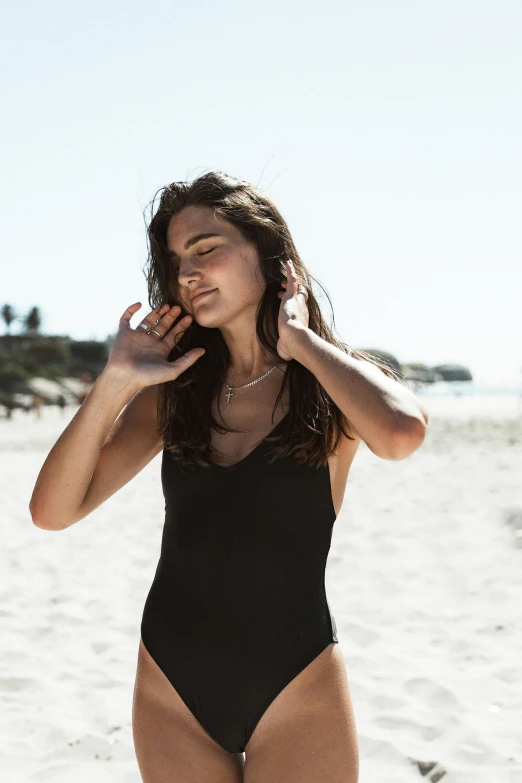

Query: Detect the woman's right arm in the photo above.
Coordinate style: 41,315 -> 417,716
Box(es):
29,370 -> 158,530
29,300 -> 206,531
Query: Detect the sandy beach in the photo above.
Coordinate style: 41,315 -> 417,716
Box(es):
1,392 -> 521,782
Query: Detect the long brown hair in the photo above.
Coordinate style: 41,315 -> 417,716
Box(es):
142,170 -> 406,470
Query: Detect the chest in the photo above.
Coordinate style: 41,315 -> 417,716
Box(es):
209,396 -> 290,468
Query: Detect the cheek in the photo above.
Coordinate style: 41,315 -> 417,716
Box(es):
232,272 -> 264,302
240,253 -> 264,290
217,256 -> 256,288
213,248 -> 263,299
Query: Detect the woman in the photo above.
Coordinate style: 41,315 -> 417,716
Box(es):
30,171 -> 428,782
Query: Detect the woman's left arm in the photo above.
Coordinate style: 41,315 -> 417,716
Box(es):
277,258 -> 428,461
289,328 -> 429,461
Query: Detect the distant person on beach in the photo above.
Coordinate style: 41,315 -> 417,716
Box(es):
56,394 -> 67,414
31,393 -> 44,419
29,171 -> 429,782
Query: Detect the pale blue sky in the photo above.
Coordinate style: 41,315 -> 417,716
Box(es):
1,1 -> 520,386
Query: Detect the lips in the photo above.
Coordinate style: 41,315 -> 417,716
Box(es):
191,288 -> 216,303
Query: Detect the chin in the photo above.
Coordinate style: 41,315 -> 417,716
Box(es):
194,305 -> 247,330
194,315 -> 222,329
192,308 -> 226,328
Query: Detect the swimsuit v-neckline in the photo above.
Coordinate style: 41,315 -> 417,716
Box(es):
210,412 -> 289,471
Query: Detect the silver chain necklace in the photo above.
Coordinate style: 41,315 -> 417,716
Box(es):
224,364 -> 279,404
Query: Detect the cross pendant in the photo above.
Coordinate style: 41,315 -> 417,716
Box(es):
226,388 -> 233,403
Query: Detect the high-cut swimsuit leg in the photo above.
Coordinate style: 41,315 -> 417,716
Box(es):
141,415 -> 338,754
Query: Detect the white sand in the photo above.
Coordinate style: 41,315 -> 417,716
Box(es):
1,393 -> 521,782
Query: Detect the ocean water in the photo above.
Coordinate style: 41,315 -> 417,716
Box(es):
411,381 -> 522,419
414,381 -> 522,397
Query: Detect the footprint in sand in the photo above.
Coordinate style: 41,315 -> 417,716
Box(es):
408,757 -> 448,781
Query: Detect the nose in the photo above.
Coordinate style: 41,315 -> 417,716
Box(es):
177,257 -> 203,290
177,260 -> 205,309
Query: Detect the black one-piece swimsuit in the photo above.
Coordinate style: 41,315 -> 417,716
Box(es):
140,413 -> 339,754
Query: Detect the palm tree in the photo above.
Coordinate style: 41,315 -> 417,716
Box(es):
23,306 -> 42,335
1,304 -> 17,334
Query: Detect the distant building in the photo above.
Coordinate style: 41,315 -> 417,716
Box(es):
0,333 -> 73,353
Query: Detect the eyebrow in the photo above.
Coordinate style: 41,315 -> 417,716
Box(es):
167,232 -> 221,259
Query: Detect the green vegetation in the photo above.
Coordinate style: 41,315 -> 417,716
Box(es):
0,302 -> 112,414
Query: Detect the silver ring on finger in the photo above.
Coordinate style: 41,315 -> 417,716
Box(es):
137,322 -> 149,331
149,329 -> 162,338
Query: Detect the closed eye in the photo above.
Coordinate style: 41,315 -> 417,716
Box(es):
198,248 -> 215,256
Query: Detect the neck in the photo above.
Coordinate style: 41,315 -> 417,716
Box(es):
225,346 -> 284,385
219,318 -> 286,384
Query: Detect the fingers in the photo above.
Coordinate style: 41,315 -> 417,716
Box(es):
121,302 -> 207,365
279,260 -> 308,299
125,302 -> 186,340
120,302 -> 144,324
173,346 -> 206,366
157,307 -> 194,347
277,281 -> 307,299
121,302 -> 168,328
286,259 -> 305,295
139,303 -> 172,331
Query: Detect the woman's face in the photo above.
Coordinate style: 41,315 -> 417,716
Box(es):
166,205 -> 266,328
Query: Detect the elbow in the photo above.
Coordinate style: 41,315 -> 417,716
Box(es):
31,517 -> 68,531
390,415 -> 428,460
30,510 -> 56,530
29,502 -> 67,531
32,519 -> 58,531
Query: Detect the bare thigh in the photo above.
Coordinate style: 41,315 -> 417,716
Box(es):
244,643 -> 359,783
132,637 -> 245,783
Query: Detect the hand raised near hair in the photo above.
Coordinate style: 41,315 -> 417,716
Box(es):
105,302 -> 206,391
